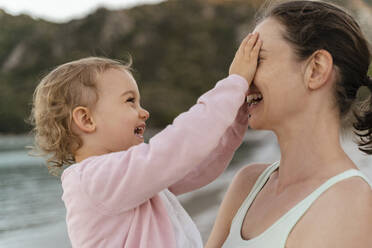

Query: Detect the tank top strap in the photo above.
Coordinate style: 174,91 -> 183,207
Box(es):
277,169 -> 372,245
228,161 -> 280,238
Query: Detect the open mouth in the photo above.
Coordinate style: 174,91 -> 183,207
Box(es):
134,124 -> 146,139
246,92 -> 263,107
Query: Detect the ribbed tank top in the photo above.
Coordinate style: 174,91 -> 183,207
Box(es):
222,161 -> 372,248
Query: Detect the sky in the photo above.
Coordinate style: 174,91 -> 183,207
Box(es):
0,0 -> 166,23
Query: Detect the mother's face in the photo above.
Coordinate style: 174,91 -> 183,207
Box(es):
248,18 -> 309,131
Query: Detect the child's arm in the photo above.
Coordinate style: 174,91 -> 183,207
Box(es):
168,32 -> 262,195
63,75 -> 247,213
168,103 -> 249,195
62,33 -> 262,214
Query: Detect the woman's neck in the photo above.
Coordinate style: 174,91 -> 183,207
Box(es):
273,112 -> 355,191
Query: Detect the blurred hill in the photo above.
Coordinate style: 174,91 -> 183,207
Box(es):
0,0 -> 371,133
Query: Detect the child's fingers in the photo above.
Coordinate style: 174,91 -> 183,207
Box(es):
241,33 -> 252,49
251,38 -> 263,59
236,33 -> 252,56
229,32 -> 262,80
244,32 -> 259,56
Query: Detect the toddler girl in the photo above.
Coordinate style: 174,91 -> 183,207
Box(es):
31,33 -> 262,247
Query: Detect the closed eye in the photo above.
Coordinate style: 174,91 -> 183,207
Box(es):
127,97 -> 135,103
257,56 -> 264,65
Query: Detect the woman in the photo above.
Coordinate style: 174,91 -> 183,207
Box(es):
206,1 -> 372,247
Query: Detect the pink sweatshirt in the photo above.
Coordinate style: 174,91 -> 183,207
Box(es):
61,75 -> 249,247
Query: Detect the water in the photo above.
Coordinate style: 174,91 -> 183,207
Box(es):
1,131 -> 372,247
0,136 -> 69,248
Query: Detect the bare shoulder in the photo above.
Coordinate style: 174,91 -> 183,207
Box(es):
230,163 -> 271,197
319,176 -> 372,226
224,163 -> 272,214
292,175 -> 372,248
205,163 -> 271,248
331,175 -> 372,204
328,176 -> 372,231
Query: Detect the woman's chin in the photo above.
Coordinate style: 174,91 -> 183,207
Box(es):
248,116 -> 265,130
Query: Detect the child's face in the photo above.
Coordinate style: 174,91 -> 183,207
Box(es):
92,68 -> 149,153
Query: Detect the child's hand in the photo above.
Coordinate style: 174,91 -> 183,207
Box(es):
229,33 -> 262,85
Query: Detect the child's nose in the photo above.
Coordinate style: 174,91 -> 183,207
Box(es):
139,108 -> 150,121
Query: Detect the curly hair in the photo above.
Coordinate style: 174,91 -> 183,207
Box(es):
29,57 -> 132,175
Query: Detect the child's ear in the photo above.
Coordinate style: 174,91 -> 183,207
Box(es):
72,106 -> 96,133
304,49 -> 334,90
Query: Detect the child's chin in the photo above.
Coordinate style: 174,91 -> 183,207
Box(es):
135,140 -> 144,146
132,139 -> 145,147
117,144 -> 135,152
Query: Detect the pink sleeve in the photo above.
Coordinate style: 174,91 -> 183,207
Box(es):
68,75 -> 248,213
168,102 -> 249,195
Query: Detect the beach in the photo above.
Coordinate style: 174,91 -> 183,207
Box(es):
1,130 -> 371,247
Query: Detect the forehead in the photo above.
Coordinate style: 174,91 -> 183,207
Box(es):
253,18 -> 292,54
96,68 -> 139,96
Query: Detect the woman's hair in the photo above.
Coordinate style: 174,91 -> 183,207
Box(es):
257,0 -> 372,154
30,57 -> 132,175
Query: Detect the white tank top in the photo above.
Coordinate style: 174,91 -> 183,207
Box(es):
223,161 -> 372,248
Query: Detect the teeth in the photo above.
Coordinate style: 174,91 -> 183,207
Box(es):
246,93 -> 263,105
135,127 -> 144,134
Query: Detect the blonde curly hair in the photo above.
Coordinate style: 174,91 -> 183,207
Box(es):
30,57 -> 132,175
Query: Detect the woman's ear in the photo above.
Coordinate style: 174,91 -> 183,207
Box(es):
72,106 -> 96,133
304,49 -> 334,90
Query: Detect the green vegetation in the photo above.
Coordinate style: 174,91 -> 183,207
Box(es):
0,0 -> 370,133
